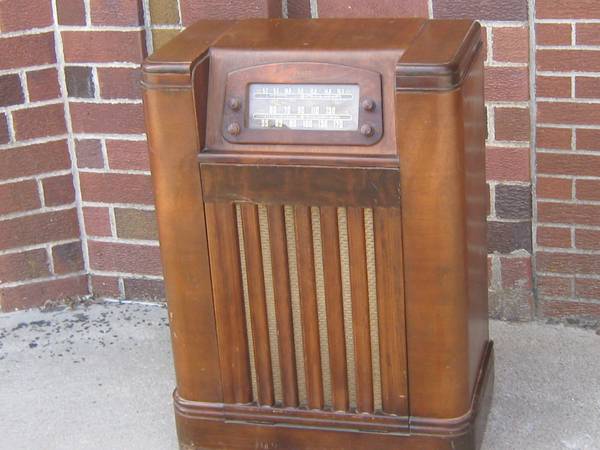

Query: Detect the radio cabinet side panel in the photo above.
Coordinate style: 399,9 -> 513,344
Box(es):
396,87 -> 472,419
142,59 -> 223,403
461,48 -> 490,398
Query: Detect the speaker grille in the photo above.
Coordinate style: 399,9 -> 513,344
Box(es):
223,203 -> 386,412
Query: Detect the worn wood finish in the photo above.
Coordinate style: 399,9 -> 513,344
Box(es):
143,18 -> 492,450
174,342 -> 493,449
266,205 -> 299,407
319,206 -> 350,412
240,203 -> 275,406
199,163 -> 401,207
143,54 -> 224,403
205,202 -> 252,404
374,206 -> 409,415
346,207 -> 374,413
293,205 -> 324,409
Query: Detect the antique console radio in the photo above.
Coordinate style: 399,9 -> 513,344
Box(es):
142,18 -> 493,450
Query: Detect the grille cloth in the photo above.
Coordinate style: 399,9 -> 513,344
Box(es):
235,203 -> 381,411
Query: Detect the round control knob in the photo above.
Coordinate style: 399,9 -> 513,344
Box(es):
360,123 -> 374,137
361,98 -> 375,112
227,122 -> 241,136
228,97 -> 241,111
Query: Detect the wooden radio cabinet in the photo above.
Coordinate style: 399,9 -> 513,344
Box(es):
142,18 -> 493,450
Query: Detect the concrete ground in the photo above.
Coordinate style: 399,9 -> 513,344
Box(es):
0,302 -> 598,450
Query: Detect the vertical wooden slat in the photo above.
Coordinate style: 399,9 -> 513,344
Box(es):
240,203 -> 275,406
346,207 -> 374,413
267,205 -> 299,407
374,207 -> 409,415
205,202 -> 252,404
294,205 -> 324,410
319,206 -> 349,412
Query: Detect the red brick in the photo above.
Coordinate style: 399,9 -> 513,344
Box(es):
539,102 -> 600,126
484,67 -> 529,102
494,107 -> 530,142
537,127 -> 571,150
0,113 -> 9,144
537,176 -> 572,200
536,23 -> 572,46
0,74 -> 24,107
0,180 -> 41,215
500,256 -> 532,290
433,0 -> 527,20
180,0 -> 281,25
487,220 -> 532,253
52,241 -> 84,274
83,207 -> 112,237
0,33 -> 55,70
536,76 -> 571,99
90,275 -> 120,298
70,103 -> 145,134
57,0 -> 86,25
0,140 -> 70,180
80,172 -> 154,204
91,0 -> 143,25
538,202 -> 600,226
538,152 -> 600,176
537,276 -> 572,297
537,0 -> 600,19
106,139 -> 149,170
88,241 -> 162,276
538,49 -> 600,73
577,24 -> 600,46
287,0 -> 311,18
318,0 -> 427,17
537,226 -> 571,248
577,129 -> 600,151
123,278 -> 165,300
576,77 -> 600,99
42,174 -> 76,206
575,229 -> 600,250
485,147 -> 530,182
575,279 -> 600,300
539,300 -> 600,319
0,0 -> 53,32
62,31 -> 145,63
26,68 -> 61,102
97,67 -> 142,99
12,103 -> 67,141
537,251 -> 600,274
576,179 -> 600,201
0,275 -> 88,311
0,209 -> 80,251
0,248 -> 50,284
492,27 -> 528,63
75,139 -> 104,169
114,208 -> 158,240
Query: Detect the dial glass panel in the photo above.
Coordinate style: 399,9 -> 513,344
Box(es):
248,83 -> 360,131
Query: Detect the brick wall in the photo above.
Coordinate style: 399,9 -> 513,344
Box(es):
0,0 -> 87,310
1,0 -> 599,324
534,0 -> 600,322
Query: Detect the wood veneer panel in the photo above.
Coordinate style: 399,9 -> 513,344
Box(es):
294,205 -> 324,409
240,203 -> 275,405
346,207 -> 374,413
319,206 -> 350,412
374,207 -> 408,415
266,204 -> 299,407
205,202 -> 252,404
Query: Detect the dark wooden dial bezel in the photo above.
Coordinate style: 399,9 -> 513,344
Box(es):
221,62 -> 383,146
